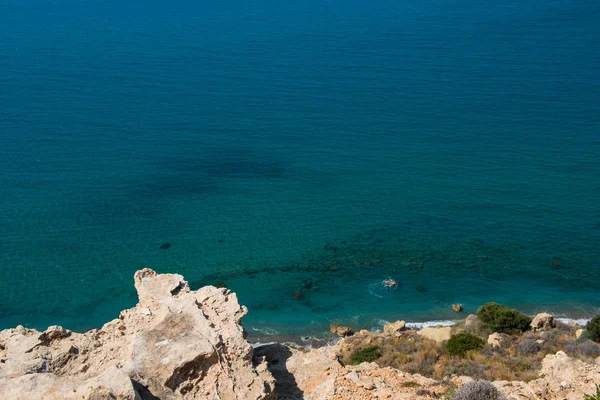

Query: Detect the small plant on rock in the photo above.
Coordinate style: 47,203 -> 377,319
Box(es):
447,333 -> 484,357
584,384 -> 600,400
452,380 -> 507,400
477,302 -> 532,334
587,315 -> 600,342
349,345 -> 382,364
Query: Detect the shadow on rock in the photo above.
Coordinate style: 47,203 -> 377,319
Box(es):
253,344 -> 304,400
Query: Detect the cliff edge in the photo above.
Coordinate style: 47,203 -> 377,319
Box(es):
0,268 -> 274,400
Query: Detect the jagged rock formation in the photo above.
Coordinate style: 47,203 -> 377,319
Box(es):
0,268 -> 274,400
254,343 -> 461,400
530,312 -> 555,332
496,350 -> 600,400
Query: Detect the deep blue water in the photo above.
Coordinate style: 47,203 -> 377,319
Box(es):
1,0 -> 599,335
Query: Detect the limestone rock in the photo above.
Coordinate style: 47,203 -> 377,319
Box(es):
531,312 -> 554,332
0,269 -> 274,400
330,324 -> 353,337
464,314 -> 478,331
382,279 -> 398,288
383,320 -> 406,335
576,329 -> 585,339
499,351 -> 600,400
38,325 -> 71,344
417,326 -> 452,343
452,304 -> 464,312
488,332 -> 509,349
255,343 -> 449,400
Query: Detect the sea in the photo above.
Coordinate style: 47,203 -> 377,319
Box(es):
1,0 -> 599,339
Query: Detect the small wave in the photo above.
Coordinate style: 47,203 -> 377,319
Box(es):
251,336 -> 342,350
249,326 -> 279,335
406,320 -> 458,329
556,317 -> 589,326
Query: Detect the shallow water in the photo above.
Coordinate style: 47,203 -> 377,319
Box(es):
1,0 -> 599,335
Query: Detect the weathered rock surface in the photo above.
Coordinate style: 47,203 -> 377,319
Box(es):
0,268 -> 275,400
255,343 -> 452,400
464,314 -> 478,331
451,304 -> 464,312
488,332 -> 509,349
330,324 -> 353,337
383,320 -> 406,335
417,326 -> 452,343
531,312 -> 554,332
495,351 -> 600,399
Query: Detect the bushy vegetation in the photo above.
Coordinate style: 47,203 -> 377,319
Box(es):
578,340 -> 600,358
344,331 -> 443,376
516,338 -> 540,355
401,381 -> 420,388
451,380 -> 507,400
477,302 -> 532,334
447,333 -> 484,357
587,315 -> 600,342
584,384 -> 600,400
348,345 -> 382,364
339,304 -> 595,382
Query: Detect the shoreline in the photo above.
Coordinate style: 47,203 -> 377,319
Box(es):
246,316 -> 591,350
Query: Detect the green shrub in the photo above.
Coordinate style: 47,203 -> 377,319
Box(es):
584,384 -> 600,400
401,381 -> 420,388
349,345 -> 382,364
587,315 -> 600,342
477,303 -> 532,334
444,386 -> 457,400
447,333 -> 484,357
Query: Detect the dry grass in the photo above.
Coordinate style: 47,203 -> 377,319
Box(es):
339,319 -> 593,383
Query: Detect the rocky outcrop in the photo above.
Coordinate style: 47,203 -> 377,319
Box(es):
0,268 -> 274,400
451,304 -> 464,312
531,312 -> 554,332
383,320 -> 406,335
255,343 -> 454,400
464,314 -> 478,331
417,326 -> 452,343
330,324 -> 353,337
495,351 -> 600,400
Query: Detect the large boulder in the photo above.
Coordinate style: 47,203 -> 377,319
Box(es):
0,269 -> 275,400
330,324 -> 353,337
464,314 -> 478,331
531,312 -> 554,332
383,320 -> 406,335
417,326 -> 452,343
495,351 -> 600,400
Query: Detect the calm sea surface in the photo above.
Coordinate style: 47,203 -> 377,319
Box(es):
1,0 -> 599,335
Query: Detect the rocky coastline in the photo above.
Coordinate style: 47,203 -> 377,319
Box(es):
1,269 -> 599,400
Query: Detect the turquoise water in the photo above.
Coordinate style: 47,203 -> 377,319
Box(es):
1,0 -> 599,335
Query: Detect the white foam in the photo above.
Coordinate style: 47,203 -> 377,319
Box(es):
249,326 -> 279,335
406,320 -> 458,329
251,341 -> 278,349
556,317 -> 590,326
